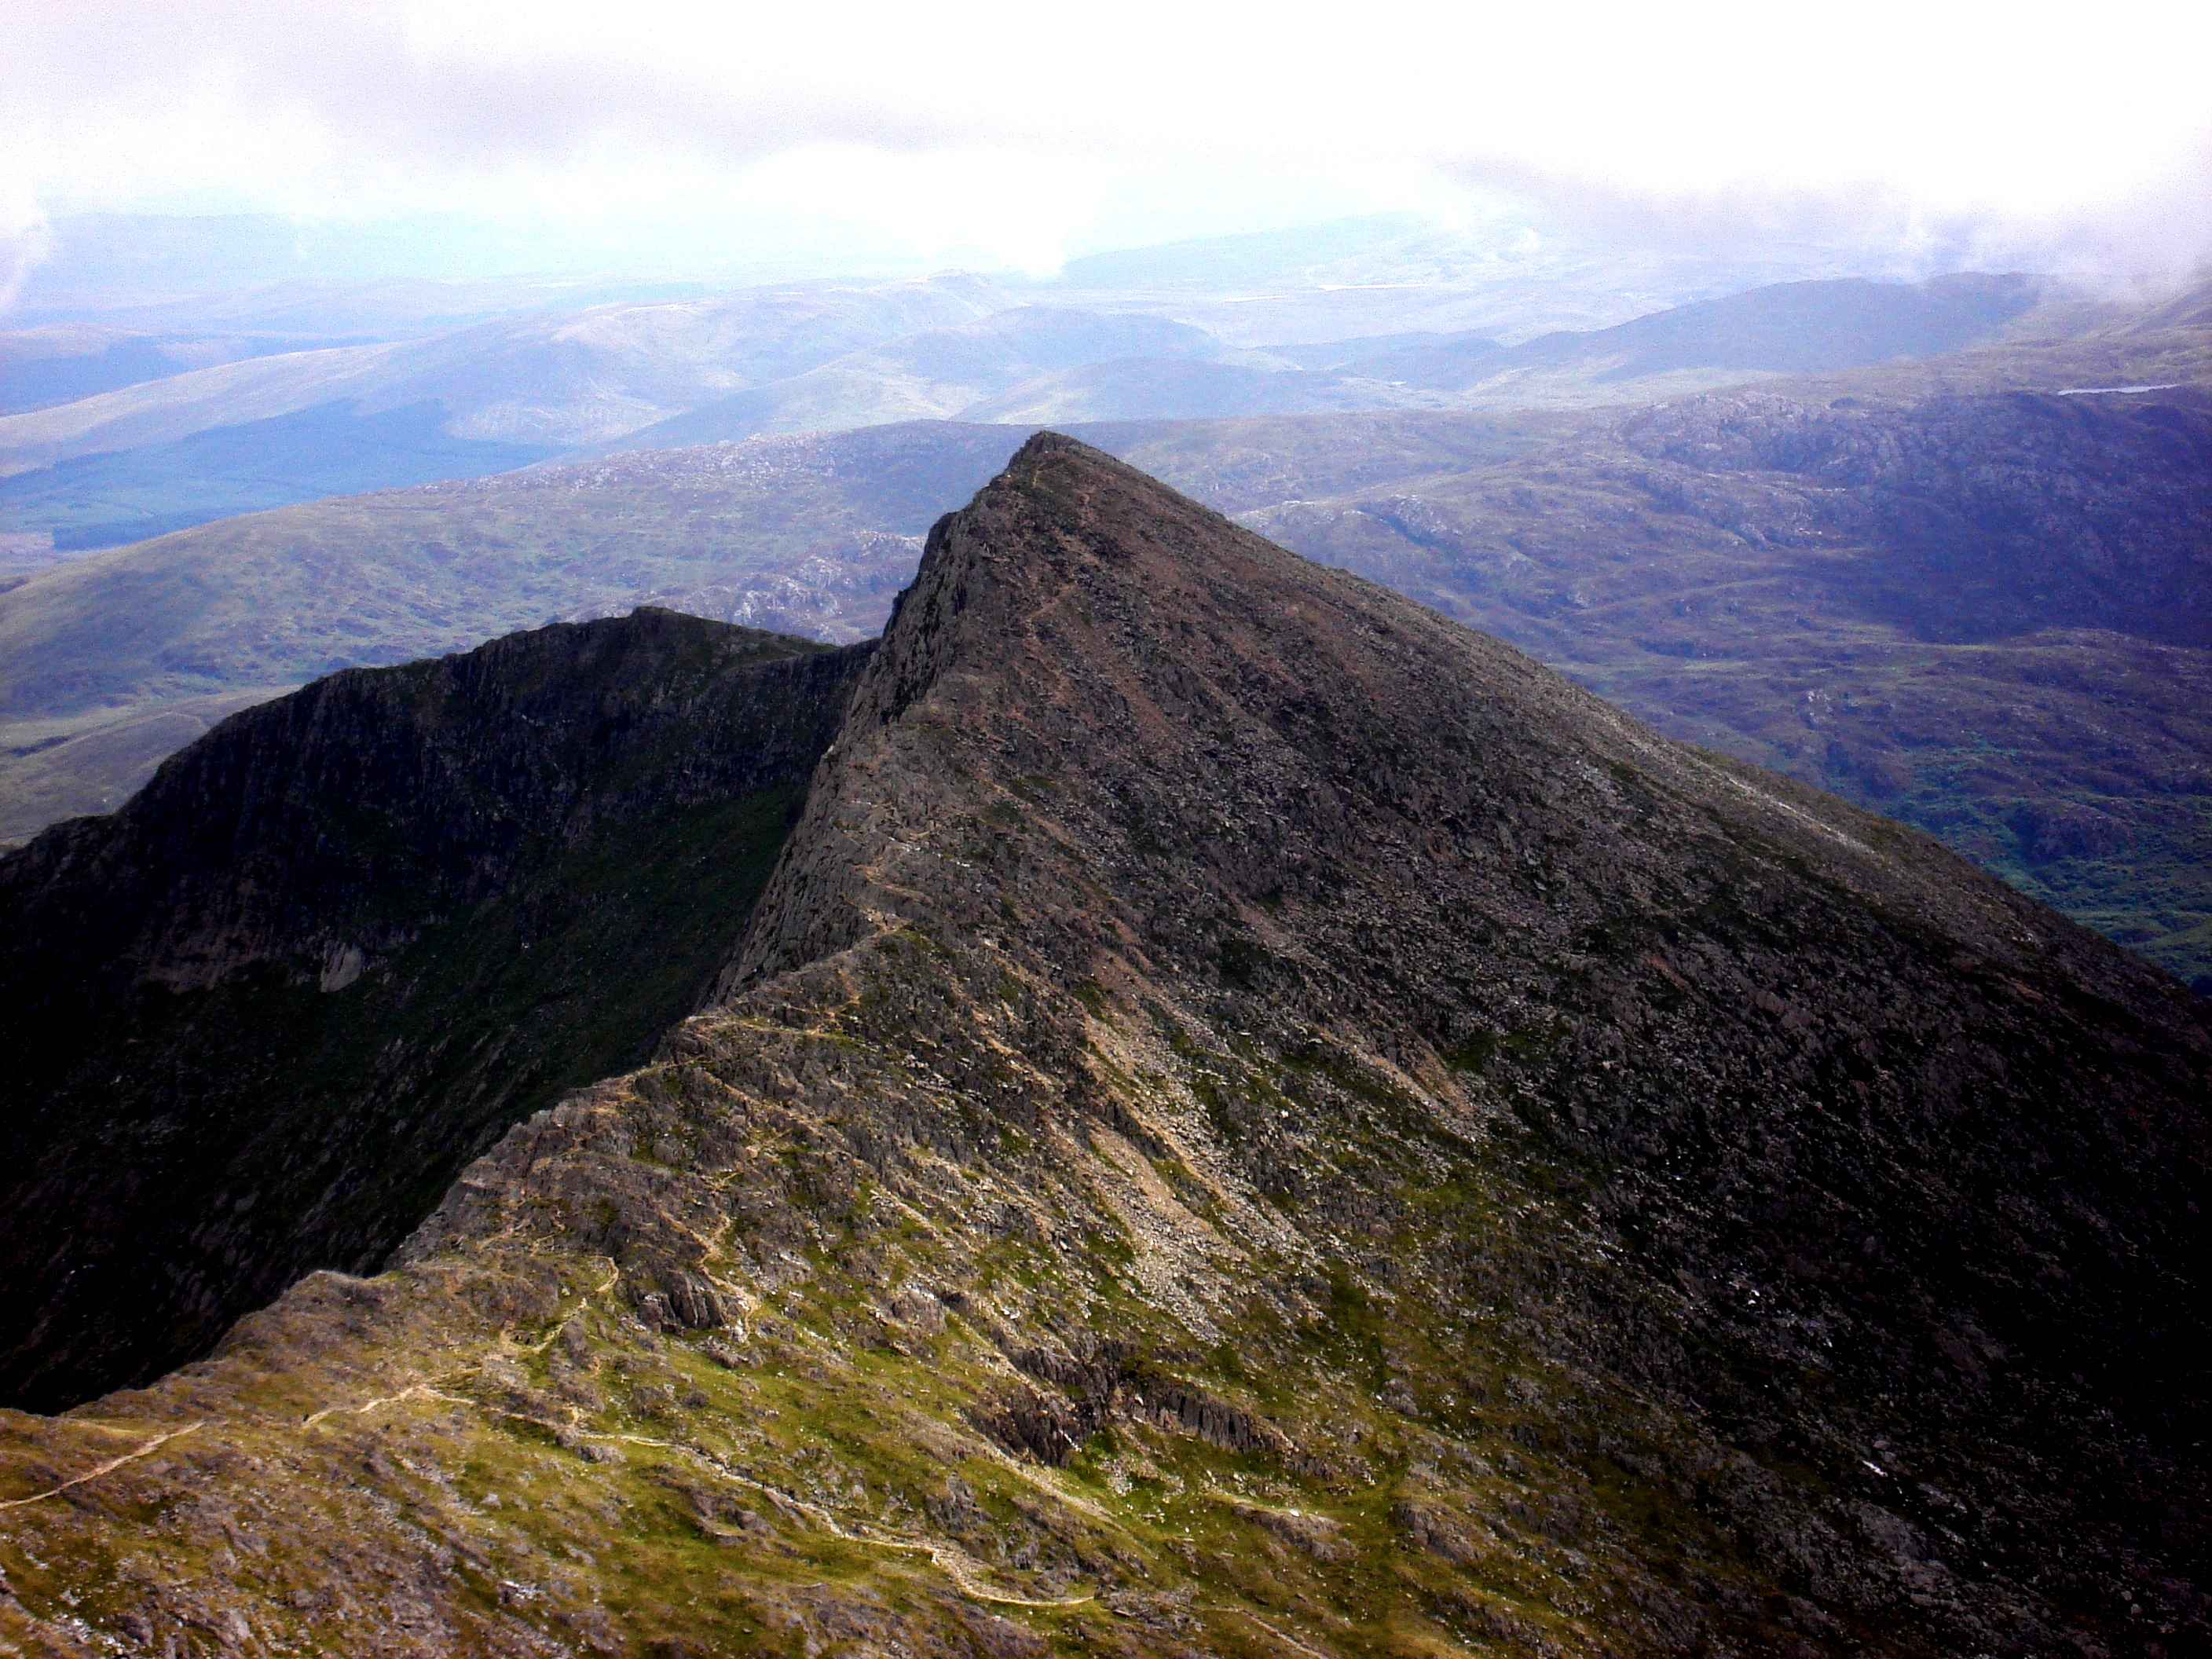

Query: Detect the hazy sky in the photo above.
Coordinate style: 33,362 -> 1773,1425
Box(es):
4,0 -> 2209,284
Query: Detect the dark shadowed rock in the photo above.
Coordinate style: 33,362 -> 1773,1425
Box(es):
0,608 -> 869,1408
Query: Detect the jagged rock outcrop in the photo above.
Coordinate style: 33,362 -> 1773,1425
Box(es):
0,608 -> 870,1410
1,437 -> 2206,1658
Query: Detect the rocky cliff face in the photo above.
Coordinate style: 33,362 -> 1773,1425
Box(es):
0,608 -> 870,1410
1,438 -> 2206,1659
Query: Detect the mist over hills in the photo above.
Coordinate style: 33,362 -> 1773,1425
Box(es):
1303,272 -> 2055,390
5,212 -> 767,339
1027,208 -> 1998,345
0,271 -> 1005,476
1,259 -> 2119,554
599,306 -> 1229,452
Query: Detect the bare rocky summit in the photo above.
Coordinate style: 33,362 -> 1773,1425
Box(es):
1,435 -> 2207,1658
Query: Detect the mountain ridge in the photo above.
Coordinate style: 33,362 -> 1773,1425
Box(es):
2,434 -> 2204,1657
8,353 -> 2210,989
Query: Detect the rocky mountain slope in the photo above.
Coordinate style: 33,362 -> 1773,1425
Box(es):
1179,385 -> 2212,985
0,609 -> 869,1412
2,436 -> 2205,1657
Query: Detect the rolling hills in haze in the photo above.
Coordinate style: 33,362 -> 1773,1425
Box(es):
0,325 -> 354,416
0,272 -> 1011,543
6,276 -> 2207,987
0,269 -> 993,471
0,400 -> 566,553
2,436 -> 2206,1657
2,269 -> 2133,551
596,306 -> 1230,451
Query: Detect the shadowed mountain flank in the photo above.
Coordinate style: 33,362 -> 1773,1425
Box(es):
1120,386 -> 2212,983
1,438 -> 2206,1657
0,609 -> 870,1411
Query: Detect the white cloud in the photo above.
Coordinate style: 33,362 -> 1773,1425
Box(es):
3,0 -> 2208,277
0,187 -> 51,308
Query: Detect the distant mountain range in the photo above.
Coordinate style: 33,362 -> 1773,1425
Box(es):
2,266 -> 2108,552
0,324 -> 353,415
1295,271 -> 2054,386
6,276 -> 2207,999
0,271 -> 1007,504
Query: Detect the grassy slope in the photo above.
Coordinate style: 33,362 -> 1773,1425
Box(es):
0,1104 -> 1804,1659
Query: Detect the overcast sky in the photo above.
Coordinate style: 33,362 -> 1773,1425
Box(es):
4,0 -> 2209,285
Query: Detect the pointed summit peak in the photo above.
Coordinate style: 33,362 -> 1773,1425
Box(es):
6,434 -> 2206,1659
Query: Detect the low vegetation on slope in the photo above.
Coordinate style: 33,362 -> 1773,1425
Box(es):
2,437 -> 2204,1658
0,610 -> 869,1410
